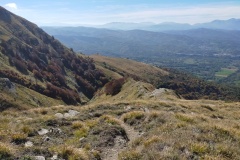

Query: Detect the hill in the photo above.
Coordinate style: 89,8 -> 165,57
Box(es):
0,79 -> 240,159
91,55 -> 240,101
0,6 -> 108,106
1,8 -> 240,160
42,26 -> 240,86
42,26 -> 240,57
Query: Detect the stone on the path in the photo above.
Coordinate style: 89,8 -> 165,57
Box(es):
54,113 -> 64,119
34,156 -> 45,160
50,154 -> 58,160
63,113 -> 71,118
43,136 -> 51,142
24,141 -> 33,147
38,128 -> 49,135
68,109 -> 79,117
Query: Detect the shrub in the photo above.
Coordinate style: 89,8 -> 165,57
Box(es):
105,78 -> 126,96
33,70 -> 43,81
12,58 -> 28,74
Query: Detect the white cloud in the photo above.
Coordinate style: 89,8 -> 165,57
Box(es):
4,2 -> 240,26
4,3 -> 18,10
84,4 -> 240,24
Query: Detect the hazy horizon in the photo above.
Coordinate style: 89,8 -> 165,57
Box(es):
1,0 -> 240,26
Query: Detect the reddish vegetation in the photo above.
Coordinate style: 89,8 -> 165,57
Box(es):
105,78 -> 126,96
0,12 -> 109,104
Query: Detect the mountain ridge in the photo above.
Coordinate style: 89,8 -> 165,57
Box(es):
1,6 -> 240,160
0,6 -> 108,105
91,18 -> 240,31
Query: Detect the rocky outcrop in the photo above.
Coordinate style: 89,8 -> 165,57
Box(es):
0,78 -> 16,93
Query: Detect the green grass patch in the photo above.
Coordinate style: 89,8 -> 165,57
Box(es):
215,68 -> 238,78
183,58 -> 196,65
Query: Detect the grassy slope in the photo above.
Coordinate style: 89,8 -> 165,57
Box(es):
0,87 -> 239,159
1,70 -> 239,159
91,54 -> 168,85
91,54 -> 240,101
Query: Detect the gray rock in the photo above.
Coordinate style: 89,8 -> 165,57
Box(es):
43,136 -> 51,142
0,78 -> 16,93
55,113 -> 64,119
49,127 -> 62,135
124,106 -> 132,111
144,107 -> 150,113
50,154 -> 58,160
34,156 -> 45,160
68,109 -> 79,117
63,113 -> 71,118
79,137 -> 85,142
24,141 -> 33,147
37,129 -> 49,135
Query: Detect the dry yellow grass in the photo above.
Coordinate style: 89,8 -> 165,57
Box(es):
91,54 -> 168,85
0,83 -> 239,159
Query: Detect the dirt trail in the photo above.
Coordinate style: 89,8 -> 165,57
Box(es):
102,115 -> 141,160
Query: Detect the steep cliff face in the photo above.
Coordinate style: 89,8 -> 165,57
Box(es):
0,6 -> 108,105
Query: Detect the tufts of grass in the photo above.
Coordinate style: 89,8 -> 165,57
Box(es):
175,113 -> 195,123
85,119 -> 98,129
100,115 -> 120,125
11,133 -> 27,145
190,142 -> 210,155
74,127 -> 89,139
216,144 -> 236,159
56,146 -> 89,160
201,105 -> 215,111
21,125 -> 34,136
144,136 -> 162,147
213,126 -> 234,140
123,111 -> 145,125
91,150 -> 101,160
119,150 -> 142,160
0,143 -> 14,159
72,121 -> 85,130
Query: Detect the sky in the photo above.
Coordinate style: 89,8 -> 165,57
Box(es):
1,0 -> 240,26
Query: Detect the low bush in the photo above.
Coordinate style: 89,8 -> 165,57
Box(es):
105,78 -> 126,96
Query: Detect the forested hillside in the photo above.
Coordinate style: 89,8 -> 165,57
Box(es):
0,6 -> 108,105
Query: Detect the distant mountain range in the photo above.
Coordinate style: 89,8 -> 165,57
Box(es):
42,20 -> 240,87
42,26 -> 240,57
92,18 -> 240,31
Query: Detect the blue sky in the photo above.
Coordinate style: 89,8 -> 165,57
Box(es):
1,0 -> 240,26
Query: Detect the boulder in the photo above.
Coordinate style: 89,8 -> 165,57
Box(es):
63,113 -> 71,118
54,113 -> 64,119
68,109 -> 79,117
24,141 -> 33,147
0,78 -> 16,93
37,128 -> 49,135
